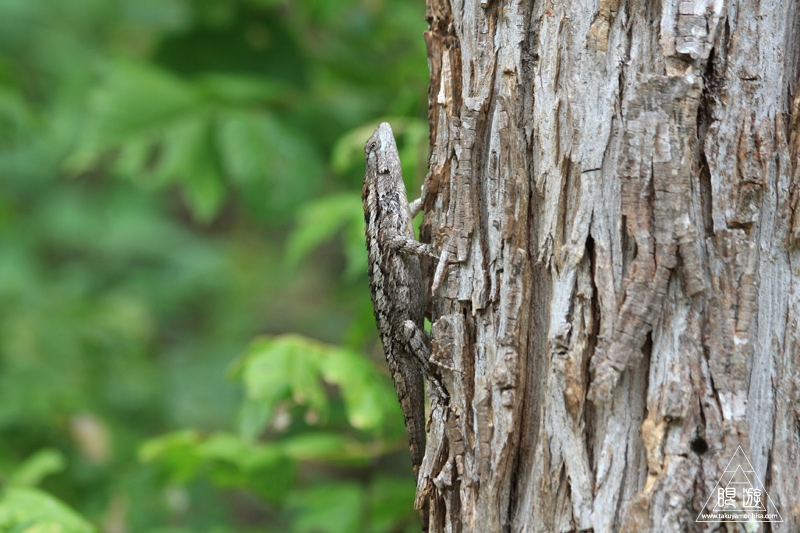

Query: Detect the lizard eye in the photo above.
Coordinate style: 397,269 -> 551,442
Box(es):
370,142 -> 377,149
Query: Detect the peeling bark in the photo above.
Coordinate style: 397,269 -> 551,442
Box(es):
418,1 -> 800,531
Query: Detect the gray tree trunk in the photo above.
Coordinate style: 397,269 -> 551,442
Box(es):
416,1 -> 800,531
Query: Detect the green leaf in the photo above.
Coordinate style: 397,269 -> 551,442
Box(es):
322,348 -> 397,433
178,161 -> 226,223
201,434 -> 295,503
0,487 -> 96,533
151,116 -> 209,185
233,335 -> 399,439
216,111 -> 322,221
8,449 -> 66,488
281,432 -> 352,462
244,452 -> 295,504
65,63 -> 229,221
138,113 -> 226,221
235,399 -> 271,442
76,62 -> 205,153
113,136 -> 153,181
139,430 -> 203,483
239,336 -> 327,421
286,193 -> 364,268
142,431 -> 296,504
195,433 -> 254,464
287,483 -> 364,533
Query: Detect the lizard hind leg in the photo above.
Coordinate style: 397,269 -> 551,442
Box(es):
402,320 -> 447,400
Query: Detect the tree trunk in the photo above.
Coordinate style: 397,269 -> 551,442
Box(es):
417,0 -> 800,531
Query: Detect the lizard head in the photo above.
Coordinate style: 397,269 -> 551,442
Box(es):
364,122 -> 399,175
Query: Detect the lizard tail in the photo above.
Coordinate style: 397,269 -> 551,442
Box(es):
399,360 -> 427,531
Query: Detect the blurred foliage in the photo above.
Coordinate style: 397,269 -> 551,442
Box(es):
0,0 -> 429,531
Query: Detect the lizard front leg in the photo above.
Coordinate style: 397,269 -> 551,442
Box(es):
387,235 -> 437,258
387,234 -> 452,293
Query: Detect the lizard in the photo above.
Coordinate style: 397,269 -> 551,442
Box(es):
362,122 -> 442,531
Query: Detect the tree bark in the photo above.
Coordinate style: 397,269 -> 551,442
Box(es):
417,1 -> 800,531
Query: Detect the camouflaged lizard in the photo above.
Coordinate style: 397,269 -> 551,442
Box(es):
362,122 -> 441,531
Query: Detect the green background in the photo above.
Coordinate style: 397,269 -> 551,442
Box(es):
0,0 -> 430,531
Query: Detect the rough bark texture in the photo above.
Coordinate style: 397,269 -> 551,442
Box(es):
417,0 -> 800,531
